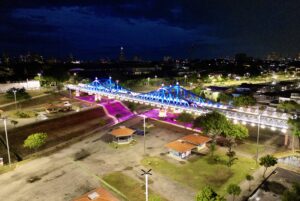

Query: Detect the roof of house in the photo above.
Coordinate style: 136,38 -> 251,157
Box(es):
72,187 -> 119,201
165,140 -> 196,153
179,134 -> 211,145
111,127 -> 135,137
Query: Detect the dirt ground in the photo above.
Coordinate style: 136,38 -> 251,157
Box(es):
0,116 -> 197,201
0,107 -> 112,162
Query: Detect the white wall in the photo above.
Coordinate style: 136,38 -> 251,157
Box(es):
0,80 -> 40,93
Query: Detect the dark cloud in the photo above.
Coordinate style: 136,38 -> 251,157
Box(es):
1,0 -> 300,59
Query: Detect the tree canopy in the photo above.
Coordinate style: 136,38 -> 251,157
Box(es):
24,133 -> 48,150
6,87 -> 31,100
259,155 -> 277,178
288,118 -> 300,145
278,101 -> 300,112
177,112 -> 194,123
282,182 -> 300,201
193,111 -> 228,137
218,93 -> 233,104
224,123 -> 249,140
232,95 -> 256,107
195,186 -> 225,201
226,184 -> 241,201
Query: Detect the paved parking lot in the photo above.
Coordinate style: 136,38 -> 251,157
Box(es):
0,116 -> 196,201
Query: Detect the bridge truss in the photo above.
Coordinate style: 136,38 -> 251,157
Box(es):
68,77 -> 289,130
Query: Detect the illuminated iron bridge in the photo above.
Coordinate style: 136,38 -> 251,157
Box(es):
67,77 -> 290,131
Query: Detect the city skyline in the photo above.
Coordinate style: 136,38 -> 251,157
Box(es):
1,1 -> 300,60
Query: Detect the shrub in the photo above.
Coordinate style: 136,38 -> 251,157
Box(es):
23,133 -> 47,150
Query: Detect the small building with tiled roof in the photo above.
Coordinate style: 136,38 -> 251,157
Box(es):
180,134 -> 211,151
165,140 -> 196,159
110,126 -> 135,144
72,187 -> 119,201
165,134 -> 211,160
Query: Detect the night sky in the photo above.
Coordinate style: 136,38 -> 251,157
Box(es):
1,1 -> 300,60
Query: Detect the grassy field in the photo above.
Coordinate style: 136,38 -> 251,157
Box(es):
141,152 -> 256,196
235,142 -> 265,156
103,172 -> 168,201
0,89 -> 50,105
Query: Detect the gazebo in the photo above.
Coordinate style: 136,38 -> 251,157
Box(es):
110,126 -> 135,144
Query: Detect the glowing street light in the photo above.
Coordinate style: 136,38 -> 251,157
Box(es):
12,90 -> 17,110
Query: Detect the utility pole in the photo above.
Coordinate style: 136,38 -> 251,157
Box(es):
143,115 -> 146,155
141,169 -> 152,201
2,118 -> 11,166
255,113 -> 262,165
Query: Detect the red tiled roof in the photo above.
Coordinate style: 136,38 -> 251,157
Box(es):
72,187 -> 119,201
165,140 -> 196,153
180,134 -> 211,145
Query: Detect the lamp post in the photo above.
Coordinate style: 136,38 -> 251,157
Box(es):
37,73 -> 42,89
143,115 -> 146,155
141,169 -> 152,201
184,75 -> 187,85
2,118 -> 11,166
12,90 -> 17,110
147,77 -> 150,86
292,114 -> 297,153
116,80 -> 119,91
255,113 -> 262,165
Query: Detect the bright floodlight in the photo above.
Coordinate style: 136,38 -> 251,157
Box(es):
233,119 -> 238,124
251,123 -> 255,127
242,121 -> 247,125
281,129 -> 287,133
261,125 -> 266,129
271,127 -> 276,131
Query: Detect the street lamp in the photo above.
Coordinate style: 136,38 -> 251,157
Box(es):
143,115 -> 146,155
292,114 -> 297,153
116,80 -> 119,90
1,117 -> 11,166
147,77 -> 150,86
12,90 -> 17,110
255,112 -> 262,165
37,73 -> 42,89
184,75 -> 187,85
141,169 -> 152,201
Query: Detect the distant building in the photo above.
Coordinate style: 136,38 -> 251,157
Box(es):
267,52 -> 282,61
163,56 -> 172,62
119,46 -> 126,61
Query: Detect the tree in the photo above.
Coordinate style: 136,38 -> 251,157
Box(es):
226,184 -> 241,201
282,182 -> 300,201
224,123 -> 248,152
6,87 -> 31,100
226,150 -> 238,167
278,101 -> 300,112
232,95 -> 256,107
259,155 -> 277,178
10,120 -> 18,127
218,93 -> 232,104
193,111 -> 228,157
288,118 -> 300,148
246,174 -> 254,191
177,112 -> 194,123
195,186 -> 225,201
127,102 -> 137,112
24,133 -> 47,150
